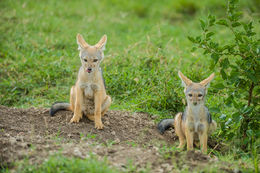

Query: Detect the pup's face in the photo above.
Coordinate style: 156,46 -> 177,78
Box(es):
77,34 -> 107,73
178,71 -> 215,106
185,83 -> 206,106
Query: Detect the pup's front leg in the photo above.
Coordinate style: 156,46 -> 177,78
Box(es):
186,122 -> 195,151
199,132 -> 208,153
94,91 -> 103,129
70,86 -> 83,123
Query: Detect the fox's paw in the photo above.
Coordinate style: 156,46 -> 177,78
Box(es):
95,121 -> 104,130
177,144 -> 185,149
70,116 -> 81,123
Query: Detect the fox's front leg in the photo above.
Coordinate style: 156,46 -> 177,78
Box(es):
199,128 -> 208,153
200,133 -> 208,153
186,122 -> 194,151
198,123 -> 208,153
70,86 -> 83,123
94,91 -> 103,129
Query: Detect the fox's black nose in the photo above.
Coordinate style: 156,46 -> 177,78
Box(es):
87,68 -> 92,73
193,102 -> 197,105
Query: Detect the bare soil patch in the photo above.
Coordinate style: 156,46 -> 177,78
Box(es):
0,106 -> 232,172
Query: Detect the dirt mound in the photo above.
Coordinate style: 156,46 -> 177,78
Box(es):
0,105 -> 172,144
0,106 -> 172,170
0,106 -> 230,172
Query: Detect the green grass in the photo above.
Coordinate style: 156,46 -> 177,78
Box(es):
1,0 -> 256,114
0,0 -> 259,172
2,154 -> 119,173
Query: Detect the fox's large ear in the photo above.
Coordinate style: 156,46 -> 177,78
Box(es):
76,34 -> 89,50
200,73 -> 215,88
95,35 -> 107,51
178,71 -> 193,87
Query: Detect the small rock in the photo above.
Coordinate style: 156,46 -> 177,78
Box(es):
153,146 -> 159,151
161,163 -> 169,168
16,136 -> 23,142
108,149 -> 117,154
73,147 -> 84,158
151,115 -> 157,119
111,131 -> 116,135
233,168 -> 242,173
104,121 -> 110,126
161,163 -> 172,172
20,142 -> 28,148
9,137 -> 16,145
154,168 -> 164,173
114,138 -> 120,144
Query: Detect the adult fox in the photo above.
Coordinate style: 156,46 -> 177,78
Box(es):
50,34 -> 111,129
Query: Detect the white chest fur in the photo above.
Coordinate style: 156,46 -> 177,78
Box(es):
187,105 -> 206,133
79,82 -> 100,98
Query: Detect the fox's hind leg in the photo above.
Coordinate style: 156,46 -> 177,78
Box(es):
86,95 -> 111,121
174,113 -> 186,149
101,95 -> 111,116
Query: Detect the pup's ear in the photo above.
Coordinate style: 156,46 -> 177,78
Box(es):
76,34 -> 89,50
95,35 -> 107,51
178,71 -> 193,87
200,73 -> 215,88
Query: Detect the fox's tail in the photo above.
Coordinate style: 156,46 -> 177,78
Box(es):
157,119 -> 174,134
49,102 -> 71,116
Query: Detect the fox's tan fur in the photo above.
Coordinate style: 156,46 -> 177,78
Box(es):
158,71 -> 217,153
50,34 -> 111,129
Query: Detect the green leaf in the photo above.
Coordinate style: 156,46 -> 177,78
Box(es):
221,58 -> 230,69
191,47 -> 197,52
200,19 -> 206,30
206,32 -> 215,39
216,19 -> 228,27
209,107 -> 220,113
231,22 -> 241,27
246,129 -> 253,137
213,83 -> 225,90
220,69 -> 227,79
211,53 -> 220,63
208,14 -> 216,26
187,36 -> 196,43
221,45 -> 230,51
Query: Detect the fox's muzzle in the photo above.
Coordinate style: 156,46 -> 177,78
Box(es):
87,68 -> 92,73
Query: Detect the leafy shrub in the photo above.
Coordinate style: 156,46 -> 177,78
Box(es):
188,0 -> 259,152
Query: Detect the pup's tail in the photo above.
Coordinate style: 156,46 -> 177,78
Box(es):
49,102 -> 71,116
157,119 -> 174,134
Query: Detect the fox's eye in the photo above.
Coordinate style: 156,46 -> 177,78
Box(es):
93,59 -> 98,62
188,94 -> 192,97
198,94 -> 203,97
84,59 -> 87,62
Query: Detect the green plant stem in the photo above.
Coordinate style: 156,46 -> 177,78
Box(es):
248,82 -> 254,106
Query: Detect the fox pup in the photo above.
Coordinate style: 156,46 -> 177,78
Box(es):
50,34 -> 112,129
158,71 -> 217,153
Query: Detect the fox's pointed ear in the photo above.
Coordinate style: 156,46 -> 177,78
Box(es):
200,73 -> 215,88
95,35 -> 107,51
178,71 -> 193,87
76,34 -> 89,50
